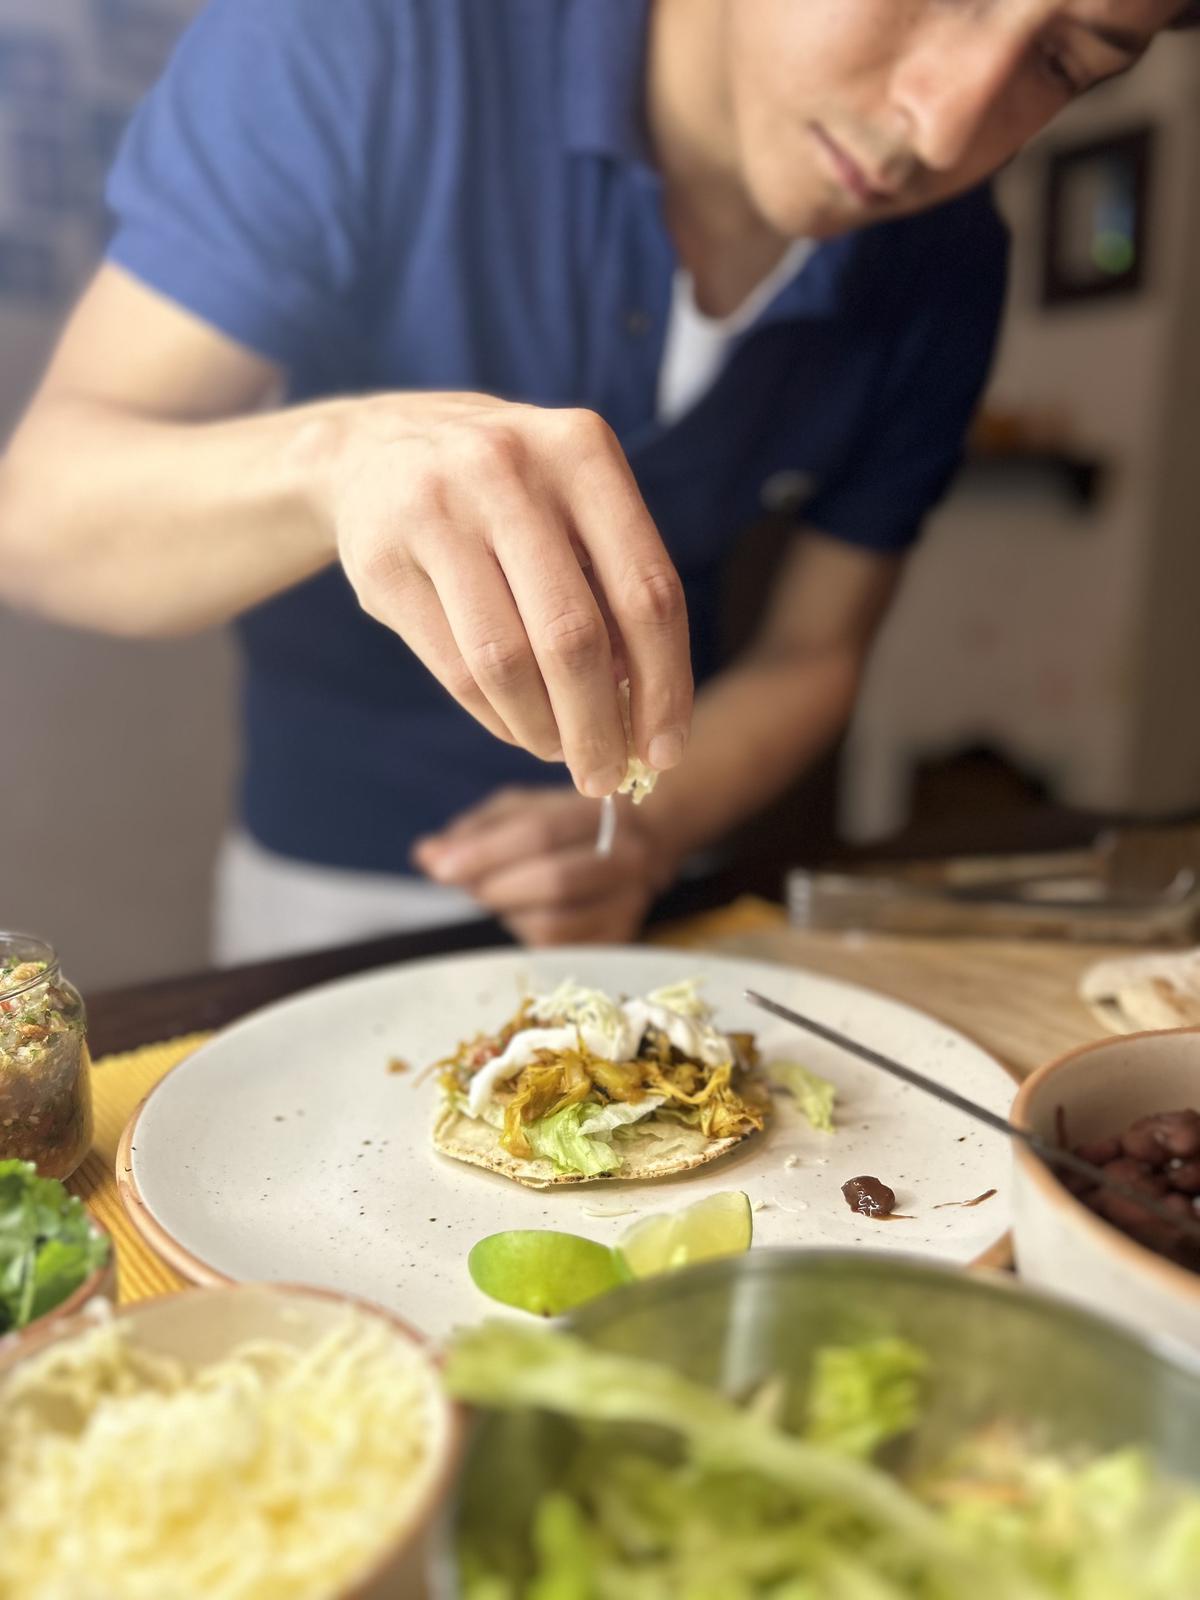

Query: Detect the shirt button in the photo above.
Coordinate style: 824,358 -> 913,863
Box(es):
760,469 -> 817,515
624,309 -> 652,337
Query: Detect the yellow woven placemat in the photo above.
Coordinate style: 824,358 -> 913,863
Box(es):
68,899 -> 786,1307
69,1034 -> 211,1304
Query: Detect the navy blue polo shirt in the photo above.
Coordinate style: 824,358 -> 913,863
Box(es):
106,0 -> 1007,873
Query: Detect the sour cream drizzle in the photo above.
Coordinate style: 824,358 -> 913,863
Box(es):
464,983 -> 732,1116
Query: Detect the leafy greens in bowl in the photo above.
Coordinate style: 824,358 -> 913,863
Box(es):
0,1159 -> 112,1335
442,1251 -> 1200,1599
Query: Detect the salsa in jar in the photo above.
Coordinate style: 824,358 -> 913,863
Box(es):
0,934 -> 92,1180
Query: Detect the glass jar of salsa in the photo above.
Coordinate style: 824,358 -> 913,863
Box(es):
0,933 -> 92,1180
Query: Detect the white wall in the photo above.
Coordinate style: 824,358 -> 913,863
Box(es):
845,34 -> 1200,837
0,0 -> 231,992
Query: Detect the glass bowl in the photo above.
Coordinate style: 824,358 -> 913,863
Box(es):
439,1250 -> 1200,1594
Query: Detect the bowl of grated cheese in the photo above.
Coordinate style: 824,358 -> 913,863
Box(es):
0,1282 -> 459,1600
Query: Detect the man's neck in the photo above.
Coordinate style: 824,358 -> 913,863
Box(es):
647,0 -> 760,236
646,0 -> 794,316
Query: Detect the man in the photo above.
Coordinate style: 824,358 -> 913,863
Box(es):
1,0 -> 1194,956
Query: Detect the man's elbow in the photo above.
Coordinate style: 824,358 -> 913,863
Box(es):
0,454 -> 191,640
0,451 -> 65,617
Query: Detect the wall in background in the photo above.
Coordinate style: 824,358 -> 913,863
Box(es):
0,0 -> 233,991
845,35 -> 1200,838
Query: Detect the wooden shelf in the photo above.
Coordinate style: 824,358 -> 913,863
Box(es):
959,448 -> 1106,510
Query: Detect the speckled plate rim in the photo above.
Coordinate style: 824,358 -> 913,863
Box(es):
117,1111 -> 232,1287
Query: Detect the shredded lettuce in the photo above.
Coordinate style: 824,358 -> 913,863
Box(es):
445,1087 -> 507,1132
447,1323 -> 954,1554
525,1096 -> 667,1175
578,1098 -> 664,1139
528,982 -> 628,1040
525,1106 -> 622,1177
769,1061 -> 836,1134
804,1338 -> 926,1459
446,1322 -> 1200,1600
644,980 -> 712,1021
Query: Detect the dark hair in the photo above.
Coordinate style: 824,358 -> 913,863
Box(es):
1172,3 -> 1200,26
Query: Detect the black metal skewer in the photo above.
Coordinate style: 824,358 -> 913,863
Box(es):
745,988 -> 1200,1250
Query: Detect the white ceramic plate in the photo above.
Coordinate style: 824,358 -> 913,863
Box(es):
120,947 -> 1015,1341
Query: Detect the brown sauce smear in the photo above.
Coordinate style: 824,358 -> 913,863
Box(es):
933,1188 -> 998,1210
841,1175 -> 911,1220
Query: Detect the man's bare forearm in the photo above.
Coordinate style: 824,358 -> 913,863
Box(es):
3,263 -> 692,785
638,643 -> 863,868
0,393 -> 339,636
635,533 -> 898,870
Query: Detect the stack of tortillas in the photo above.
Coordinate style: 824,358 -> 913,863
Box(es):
1081,948 -> 1200,1034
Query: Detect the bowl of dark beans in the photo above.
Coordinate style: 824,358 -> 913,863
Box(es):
1012,1029 -> 1200,1352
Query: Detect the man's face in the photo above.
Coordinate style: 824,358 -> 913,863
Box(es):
725,0 -> 1182,237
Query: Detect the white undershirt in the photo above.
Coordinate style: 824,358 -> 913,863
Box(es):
656,238 -> 814,425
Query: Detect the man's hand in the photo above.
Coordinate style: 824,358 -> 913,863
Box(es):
411,786 -> 678,946
4,271 -> 693,797
322,392 -> 692,799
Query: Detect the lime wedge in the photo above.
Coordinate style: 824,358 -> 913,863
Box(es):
616,1190 -> 753,1280
468,1229 -> 626,1317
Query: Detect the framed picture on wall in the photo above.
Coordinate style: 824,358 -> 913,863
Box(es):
1041,125 -> 1155,306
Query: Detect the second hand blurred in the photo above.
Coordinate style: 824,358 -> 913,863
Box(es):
595,794 -> 617,857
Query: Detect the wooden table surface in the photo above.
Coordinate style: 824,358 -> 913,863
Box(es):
670,916 -> 1133,1080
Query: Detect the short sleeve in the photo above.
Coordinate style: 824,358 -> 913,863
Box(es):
805,197 -> 1009,554
105,0 -> 395,374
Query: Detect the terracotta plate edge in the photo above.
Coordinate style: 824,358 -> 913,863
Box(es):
116,1090 -> 233,1288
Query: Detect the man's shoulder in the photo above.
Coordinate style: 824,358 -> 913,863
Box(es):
204,0 -> 401,43
167,0 -> 566,146
213,0 -> 557,58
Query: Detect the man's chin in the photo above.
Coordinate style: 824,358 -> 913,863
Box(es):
756,186 -> 876,243
742,160 -> 876,240
749,155 -> 975,240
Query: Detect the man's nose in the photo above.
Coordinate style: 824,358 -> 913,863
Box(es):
888,24 -> 1024,173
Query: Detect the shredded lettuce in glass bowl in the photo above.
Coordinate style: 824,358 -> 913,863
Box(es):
438,1251 -> 1200,1599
